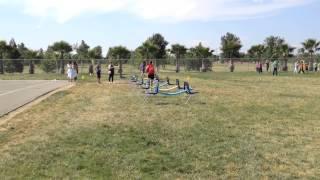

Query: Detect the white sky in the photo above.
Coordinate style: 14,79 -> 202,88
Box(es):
3,0 -> 311,23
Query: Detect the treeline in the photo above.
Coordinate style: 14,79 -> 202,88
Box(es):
0,33 -> 319,74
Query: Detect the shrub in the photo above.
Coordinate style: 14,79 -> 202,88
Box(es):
4,60 -> 24,73
40,59 -> 56,73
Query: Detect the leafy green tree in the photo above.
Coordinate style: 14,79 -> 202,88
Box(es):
220,33 -> 242,72
17,43 -> 28,58
136,41 -> 159,59
87,46 -> 103,73
247,44 -> 265,62
40,47 -> 57,73
136,33 -> 168,70
107,46 -> 131,77
221,32 -> 242,59
170,44 -> 187,73
263,36 -> 285,58
279,44 -> 295,71
148,33 -> 168,59
50,41 -> 73,74
302,39 -> 320,70
17,43 -> 38,74
88,46 -> 103,59
37,48 -> 44,59
263,36 -> 295,71
40,59 -> 56,73
9,38 -> 17,48
148,33 -> 168,69
76,40 -> 90,59
297,48 -> 309,59
4,39 -> 23,73
107,46 -> 131,59
187,43 -> 214,72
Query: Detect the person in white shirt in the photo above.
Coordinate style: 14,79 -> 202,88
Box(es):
294,61 -> 299,74
67,61 -> 73,82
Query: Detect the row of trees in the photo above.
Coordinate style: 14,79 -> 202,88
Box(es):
0,33 -> 319,74
248,36 -> 320,71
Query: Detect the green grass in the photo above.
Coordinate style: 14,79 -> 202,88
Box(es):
1,70 -> 320,179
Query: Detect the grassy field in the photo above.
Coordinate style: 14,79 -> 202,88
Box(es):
0,70 -> 320,179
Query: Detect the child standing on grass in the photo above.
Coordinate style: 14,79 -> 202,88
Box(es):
96,63 -> 101,84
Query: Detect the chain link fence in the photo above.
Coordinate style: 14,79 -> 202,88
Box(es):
0,57 -> 319,79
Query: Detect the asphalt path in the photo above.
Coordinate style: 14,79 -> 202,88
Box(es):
0,80 -> 69,117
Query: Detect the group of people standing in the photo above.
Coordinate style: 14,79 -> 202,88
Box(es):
140,60 -> 156,80
255,60 -> 279,76
293,60 -> 319,74
67,61 -> 78,82
67,61 -> 115,83
95,62 -> 115,84
255,59 -> 320,76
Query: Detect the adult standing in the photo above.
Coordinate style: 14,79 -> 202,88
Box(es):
256,62 -> 260,73
299,60 -> 305,74
140,61 -> 146,77
259,61 -> 263,73
89,63 -> 94,76
272,60 -> 279,76
265,60 -> 270,72
314,62 -> 318,72
67,61 -> 73,82
95,63 -> 102,84
294,61 -> 299,74
305,62 -> 309,71
73,61 -> 78,81
146,61 -> 155,80
108,62 -> 115,83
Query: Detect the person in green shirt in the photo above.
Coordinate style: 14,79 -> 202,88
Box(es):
272,60 -> 279,76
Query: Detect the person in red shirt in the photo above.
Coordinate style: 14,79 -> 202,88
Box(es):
146,61 -> 155,80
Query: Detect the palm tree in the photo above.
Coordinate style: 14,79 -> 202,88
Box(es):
264,36 -> 285,59
280,44 -> 295,71
302,39 -> 320,71
137,41 -> 159,59
76,40 -> 90,60
107,46 -> 131,78
50,41 -> 73,74
170,44 -> 187,73
220,33 -> 242,72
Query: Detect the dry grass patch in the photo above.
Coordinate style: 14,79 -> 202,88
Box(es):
0,72 -> 320,179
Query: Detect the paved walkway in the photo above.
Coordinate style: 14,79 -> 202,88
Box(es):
0,80 -> 69,117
